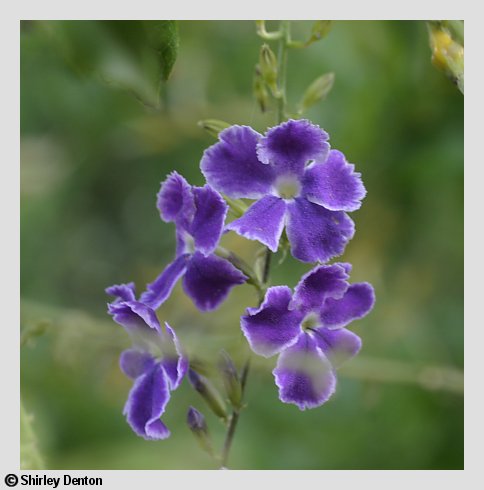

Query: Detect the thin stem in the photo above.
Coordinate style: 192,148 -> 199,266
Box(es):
220,358 -> 251,468
219,245 -> 271,468
219,20 -> 293,470
276,20 -> 291,123
256,21 -> 283,41
215,246 -> 263,295
262,248 -> 272,285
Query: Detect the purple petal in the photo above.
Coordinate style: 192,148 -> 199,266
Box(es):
182,252 -> 247,311
119,349 -> 156,379
200,125 -> 275,199
157,171 -> 195,230
273,333 -> 336,410
105,283 -> 136,303
160,322 -> 188,390
311,327 -> 362,367
139,254 -> 190,310
123,363 -> 171,440
189,185 -> 228,255
241,286 -> 303,358
226,196 -> 286,252
107,301 -> 160,339
126,301 -> 162,332
257,119 -> 330,176
291,263 -> 351,312
320,282 -> 375,329
302,150 -> 366,212
286,197 -> 355,263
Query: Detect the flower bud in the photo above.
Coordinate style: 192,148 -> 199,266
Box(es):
186,406 -> 214,456
188,369 -> 227,420
253,66 -> 270,113
259,44 -> 278,95
218,351 -> 243,409
299,73 -> 335,113
187,406 -> 208,433
306,20 -> 332,45
198,119 -> 231,138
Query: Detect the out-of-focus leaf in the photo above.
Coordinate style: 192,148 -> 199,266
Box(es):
42,20 -> 179,107
427,21 -> 464,94
144,20 -> 179,81
21,401 -> 45,470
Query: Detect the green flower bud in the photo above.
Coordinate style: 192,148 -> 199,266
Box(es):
197,119 -> 231,138
259,44 -> 278,95
188,369 -> 227,421
253,66 -> 270,113
299,73 -> 335,113
307,20 -> 333,45
186,406 -> 215,456
219,351 -> 243,409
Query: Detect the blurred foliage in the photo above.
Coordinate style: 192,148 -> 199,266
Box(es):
21,401 -> 45,469
20,20 -> 463,469
427,20 -> 464,93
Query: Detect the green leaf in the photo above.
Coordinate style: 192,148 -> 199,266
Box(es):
145,21 -> 179,81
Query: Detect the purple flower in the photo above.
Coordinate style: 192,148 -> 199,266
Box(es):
201,119 -> 366,263
240,263 -> 375,409
139,172 -> 247,312
106,283 -> 188,440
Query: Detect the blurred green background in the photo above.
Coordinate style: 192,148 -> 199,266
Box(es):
20,20 -> 463,470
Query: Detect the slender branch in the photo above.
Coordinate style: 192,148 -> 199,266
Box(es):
220,357 -> 251,468
262,247 -> 272,286
218,20 -> 293,469
215,246 -> 264,295
275,20 -> 291,124
256,20 -> 283,41
219,244 -> 271,468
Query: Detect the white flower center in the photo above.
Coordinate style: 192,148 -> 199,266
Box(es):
301,312 -> 320,331
275,175 -> 301,200
183,233 -> 196,254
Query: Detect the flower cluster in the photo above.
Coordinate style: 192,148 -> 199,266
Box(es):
106,119 -> 375,440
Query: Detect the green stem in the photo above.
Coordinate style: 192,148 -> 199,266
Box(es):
215,247 -> 263,295
218,244 -> 271,468
220,358 -> 251,468
256,20 -> 283,41
219,21 -> 293,469
262,248 -> 272,286
276,20 -> 291,123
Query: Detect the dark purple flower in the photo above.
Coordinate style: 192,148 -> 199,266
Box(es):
139,172 -> 247,312
106,283 -> 188,440
241,264 -> 375,409
201,119 -> 366,263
